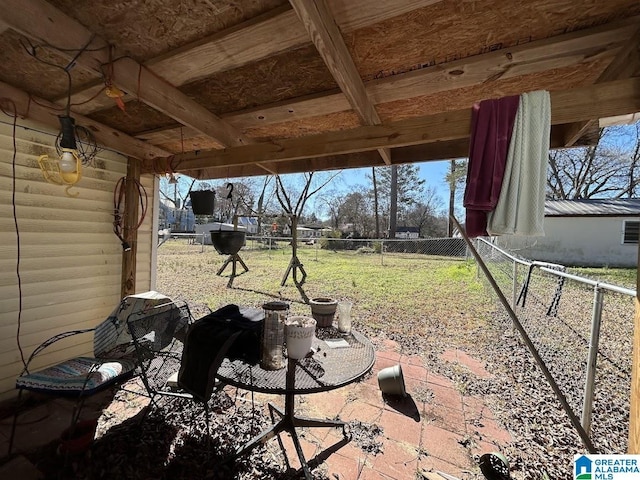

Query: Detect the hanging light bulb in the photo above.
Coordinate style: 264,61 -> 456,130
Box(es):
168,173 -> 178,184
38,116 -> 82,196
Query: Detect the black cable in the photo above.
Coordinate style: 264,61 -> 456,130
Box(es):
1,98 -> 27,370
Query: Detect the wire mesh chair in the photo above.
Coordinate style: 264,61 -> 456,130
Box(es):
7,291 -> 180,455
124,301 -> 228,438
124,300 -> 194,407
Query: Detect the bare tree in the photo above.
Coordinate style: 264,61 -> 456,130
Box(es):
547,125 -> 640,199
405,186 -> 445,237
275,172 -> 338,286
371,167 -> 380,238
318,189 -> 344,230
341,190 -> 374,237
445,159 -> 467,236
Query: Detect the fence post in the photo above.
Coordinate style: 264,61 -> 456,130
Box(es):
582,286 -> 604,436
512,260 -> 518,313
381,240 -> 385,266
201,232 -> 205,253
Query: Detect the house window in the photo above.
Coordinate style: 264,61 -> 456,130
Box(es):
623,220 -> 639,244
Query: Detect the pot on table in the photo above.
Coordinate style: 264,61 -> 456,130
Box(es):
309,297 -> 338,327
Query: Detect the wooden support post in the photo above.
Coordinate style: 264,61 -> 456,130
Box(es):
121,158 -> 140,298
629,243 -> 640,452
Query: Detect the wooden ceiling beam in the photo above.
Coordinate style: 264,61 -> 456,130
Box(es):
289,0 -> 379,125
137,16 -> 639,146
226,17 -> 639,130
0,0 -> 249,148
142,78 -> 640,174
0,81 -> 169,160
288,0 -> 390,165
563,26 -> 640,147
185,127 -> 576,180
65,0 -> 443,113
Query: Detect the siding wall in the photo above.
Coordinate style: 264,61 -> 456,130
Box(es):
0,117 -> 156,401
496,216 -> 639,267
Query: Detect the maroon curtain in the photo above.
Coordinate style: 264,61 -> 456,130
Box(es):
463,95 -> 520,237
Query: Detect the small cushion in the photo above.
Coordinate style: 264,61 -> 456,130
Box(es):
16,356 -> 136,396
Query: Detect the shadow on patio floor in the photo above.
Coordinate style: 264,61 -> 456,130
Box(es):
0,338 -> 511,480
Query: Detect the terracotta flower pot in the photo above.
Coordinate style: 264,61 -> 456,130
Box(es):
309,297 -> 338,327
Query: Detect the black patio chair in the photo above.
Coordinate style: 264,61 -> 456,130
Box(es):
7,291 -> 187,455
125,301 -> 237,438
124,300 -> 194,408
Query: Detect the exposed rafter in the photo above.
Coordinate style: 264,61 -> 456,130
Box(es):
169,123 -> 591,181
226,16 -> 638,129
0,0 -> 250,147
0,81 -> 168,160
142,78 -> 640,175
134,17 -> 639,147
563,26 -> 640,146
64,0 -> 444,114
289,0 -> 390,164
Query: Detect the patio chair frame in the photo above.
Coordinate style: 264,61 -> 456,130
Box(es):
7,296 -> 196,456
7,324 -> 136,456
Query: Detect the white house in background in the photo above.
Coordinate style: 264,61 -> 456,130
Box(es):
297,226 -> 332,238
395,226 -> 420,239
495,199 -> 640,267
237,216 -> 259,234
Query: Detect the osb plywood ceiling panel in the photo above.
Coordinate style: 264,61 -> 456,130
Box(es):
0,30 -> 99,100
47,0 -> 288,61
182,45 -> 337,114
347,0 -> 640,82
88,101 -> 178,135
244,110 -> 362,142
0,0 -> 637,177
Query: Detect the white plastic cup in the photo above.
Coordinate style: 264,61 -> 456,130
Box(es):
284,316 -> 316,359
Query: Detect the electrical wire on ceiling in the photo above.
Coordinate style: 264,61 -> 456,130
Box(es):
20,36 -> 100,167
113,176 -> 148,252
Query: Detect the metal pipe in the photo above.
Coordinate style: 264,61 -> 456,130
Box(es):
582,286 -> 604,435
538,266 -> 636,297
450,214 -> 597,453
512,260 -> 518,313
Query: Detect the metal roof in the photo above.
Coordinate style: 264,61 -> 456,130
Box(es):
545,199 -> 640,216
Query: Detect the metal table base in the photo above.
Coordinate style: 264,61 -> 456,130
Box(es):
231,358 -> 350,479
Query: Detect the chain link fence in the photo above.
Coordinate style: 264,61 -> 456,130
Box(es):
475,238 -> 634,452
158,231 -> 634,451
242,235 -> 470,264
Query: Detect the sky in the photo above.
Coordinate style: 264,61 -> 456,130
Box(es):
305,160 -> 453,218
334,161 -> 451,198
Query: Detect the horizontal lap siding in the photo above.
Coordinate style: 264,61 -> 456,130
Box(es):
0,118 -> 156,401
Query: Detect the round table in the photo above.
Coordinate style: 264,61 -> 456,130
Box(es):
216,329 -> 375,479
